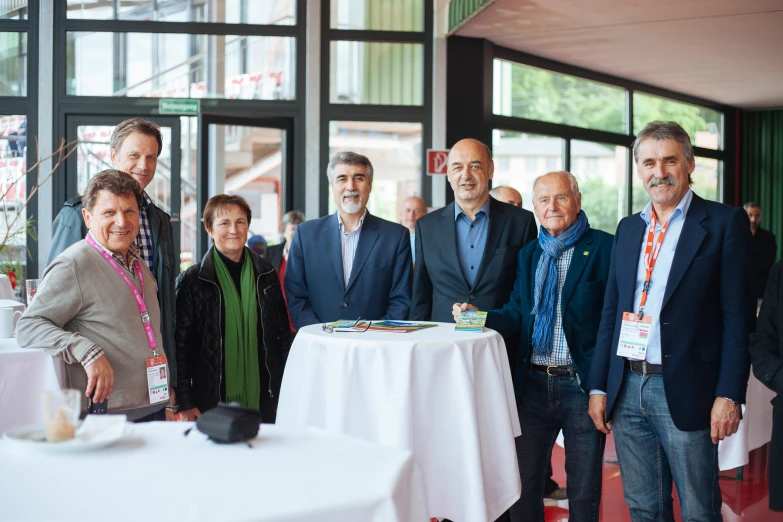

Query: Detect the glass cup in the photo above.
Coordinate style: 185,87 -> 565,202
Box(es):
25,279 -> 41,305
42,389 -> 81,442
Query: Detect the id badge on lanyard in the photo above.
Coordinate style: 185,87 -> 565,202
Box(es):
86,234 -> 169,404
616,212 -> 668,361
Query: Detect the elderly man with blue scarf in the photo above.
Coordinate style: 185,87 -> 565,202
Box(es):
453,171 -> 613,522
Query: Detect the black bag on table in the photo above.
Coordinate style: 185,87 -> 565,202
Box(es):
194,403 -> 262,444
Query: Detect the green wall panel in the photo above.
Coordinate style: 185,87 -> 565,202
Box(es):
741,110 -> 783,260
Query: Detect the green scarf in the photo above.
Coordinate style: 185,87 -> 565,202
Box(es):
213,248 -> 261,410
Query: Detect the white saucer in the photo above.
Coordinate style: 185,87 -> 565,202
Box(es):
3,421 -> 133,453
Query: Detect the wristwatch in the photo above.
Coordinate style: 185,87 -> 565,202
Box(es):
721,397 -> 739,405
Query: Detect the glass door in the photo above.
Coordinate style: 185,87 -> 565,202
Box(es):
197,115 -> 292,259
65,114 -> 182,259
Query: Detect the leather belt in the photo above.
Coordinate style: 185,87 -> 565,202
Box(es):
530,364 -> 574,377
626,359 -> 662,375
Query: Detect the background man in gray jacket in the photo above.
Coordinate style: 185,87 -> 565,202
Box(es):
47,118 -> 177,389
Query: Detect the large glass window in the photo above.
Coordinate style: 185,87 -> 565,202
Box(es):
493,59 -> 626,134
0,114 -> 28,293
328,121 -> 422,223
633,92 -> 722,150
0,32 -> 26,96
66,32 -> 295,100
0,2 -> 27,20
66,0 -> 295,25
571,140 -> 628,234
331,0 -> 423,31
491,130 -> 563,214
330,41 -> 423,105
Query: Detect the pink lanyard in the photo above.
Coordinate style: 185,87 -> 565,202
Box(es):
85,234 -> 159,355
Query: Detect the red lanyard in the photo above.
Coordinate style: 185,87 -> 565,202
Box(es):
85,234 -> 159,355
638,210 -> 669,317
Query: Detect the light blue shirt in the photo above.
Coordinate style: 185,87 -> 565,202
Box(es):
633,189 -> 694,364
410,232 -> 416,263
455,198 -> 491,287
590,189 -> 693,395
337,210 -> 367,288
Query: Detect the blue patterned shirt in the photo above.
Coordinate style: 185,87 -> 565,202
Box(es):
136,192 -> 154,271
531,248 -> 574,366
455,198 -> 491,287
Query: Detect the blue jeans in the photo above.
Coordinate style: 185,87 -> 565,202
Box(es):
612,370 -> 721,522
509,369 -> 605,522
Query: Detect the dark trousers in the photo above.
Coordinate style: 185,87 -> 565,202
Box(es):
509,369 -> 605,522
134,408 -> 167,423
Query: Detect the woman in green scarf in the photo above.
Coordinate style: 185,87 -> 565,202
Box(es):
174,195 -> 292,422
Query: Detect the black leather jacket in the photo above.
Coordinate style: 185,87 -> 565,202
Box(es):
175,247 -> 292,414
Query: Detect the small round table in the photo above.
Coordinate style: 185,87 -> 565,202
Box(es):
277,322 -> 521,522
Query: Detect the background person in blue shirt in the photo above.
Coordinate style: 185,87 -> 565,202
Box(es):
587,121 -> 755,522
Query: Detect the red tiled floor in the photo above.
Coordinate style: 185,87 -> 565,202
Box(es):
545,434 -> 783,521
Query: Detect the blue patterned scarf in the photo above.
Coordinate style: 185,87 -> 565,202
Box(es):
531,210 -> 589,357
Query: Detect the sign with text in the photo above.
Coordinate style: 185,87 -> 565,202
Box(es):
426,149 -> 450,176
159,99 -> 200,115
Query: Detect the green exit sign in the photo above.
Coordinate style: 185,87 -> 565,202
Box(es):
159,99 -> 200,115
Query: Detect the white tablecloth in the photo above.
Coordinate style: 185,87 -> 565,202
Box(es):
717,372 -> 775,470
277,323 -> 521,522
0,422 -> 430,522
0,338 -> 65,435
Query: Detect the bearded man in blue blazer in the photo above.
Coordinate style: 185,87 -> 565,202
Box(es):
587,121 -> 755,522
454,171 -> 613,522
285,151 -> 412,329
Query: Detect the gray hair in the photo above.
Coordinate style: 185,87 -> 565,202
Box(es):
280,210 -> 306,232
633,121 -> 695,166
326,151 -> 374,184
743,201 -> 761,210
531,171 -> 581,202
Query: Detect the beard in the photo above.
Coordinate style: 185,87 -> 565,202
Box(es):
340,190 -> 362,214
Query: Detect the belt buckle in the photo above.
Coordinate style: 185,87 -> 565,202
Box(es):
641,361 -> 648,375
546,365 -> 557,377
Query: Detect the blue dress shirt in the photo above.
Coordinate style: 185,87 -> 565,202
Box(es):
455,198 -> 491,287
633,189 -> 693,364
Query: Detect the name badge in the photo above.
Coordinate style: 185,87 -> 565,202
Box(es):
145,355 -> 170,404
616,312 -> 652,360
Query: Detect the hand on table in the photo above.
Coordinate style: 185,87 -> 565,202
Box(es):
175,408 -> 201,422
588,394 -> 612,434
84,356 -> 114,404
710,397 -> 740,444
452,303 -> 478,321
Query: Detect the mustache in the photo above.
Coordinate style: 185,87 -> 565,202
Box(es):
648,177 -> 676,188
342,190 -> 360,199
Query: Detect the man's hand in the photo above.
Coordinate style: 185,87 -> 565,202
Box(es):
588,394 -> 612,434
452,303 -> 478,321
84,356 -> 114,404
177,408 -> 201,422
710,397 -> 741,444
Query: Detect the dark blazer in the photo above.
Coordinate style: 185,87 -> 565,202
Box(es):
586,194 -> 756,432
264,240 -> 285,272
409,198 -> 537,323
284,212 -> 412,329
753,227 -> 778,299
487,228 -> 613,398
749,260 -> 783,511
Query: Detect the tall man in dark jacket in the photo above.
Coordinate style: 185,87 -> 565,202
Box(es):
409,139 -> 537,323
285,151 -> 412,328
587,121 -> 755,522
454,171 -> 613,522
47,118 -> 178,407
750,259 -> 783,511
